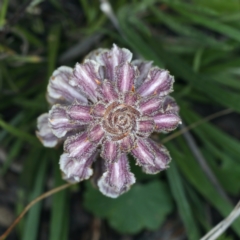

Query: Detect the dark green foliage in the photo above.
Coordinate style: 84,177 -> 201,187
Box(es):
84,181 -> 173,234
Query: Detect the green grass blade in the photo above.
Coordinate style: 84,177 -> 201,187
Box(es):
48,25 -> 61,78
0,118 -> 40,146
22,155 -> 48,240
171,7 -> 240,42
167,159 -> 200,239
49,157 -> 69,240
169,139 -> 240,236
181,104 -> 240,161
0,139 -> 23,176
150,7 -> 230,50
0,0 -> 9,28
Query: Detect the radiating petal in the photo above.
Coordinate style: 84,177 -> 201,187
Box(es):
62,173 -> 80,183
142,140 -> 171,174
138,96 -> 163,116
132,60 -> 152,88
64,132 -> 97,158
70,60 -> 102,102
136,118 -> 155,137
101,140 -> 119,162
67,103 -> 92,123
84,48 -> 108,61
131,138 -> 155,167
116,62 -> 136,92
120,134 -> 135,152
154,113 -> 181,133
122,92 -> 138,106
47,66 -> 87,105
98,154 -> 135,198
96,44 -> 132,81
90,101 -> 106,118
97,80 -> 118,102
36,113 -> 59,147
87,122 -> 105,143
49,104 -> 84,138
162,96 -> 180,114
59,152 -> 97,181
137,67 -> 174,97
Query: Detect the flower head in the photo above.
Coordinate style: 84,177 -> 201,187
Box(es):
36,44 -> 181,198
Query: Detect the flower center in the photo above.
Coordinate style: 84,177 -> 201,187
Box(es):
102,101 -> 140,141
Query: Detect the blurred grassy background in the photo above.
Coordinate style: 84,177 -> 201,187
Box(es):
1,0 -> 240,239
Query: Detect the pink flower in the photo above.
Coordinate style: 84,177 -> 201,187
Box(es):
36,44 -> 181,198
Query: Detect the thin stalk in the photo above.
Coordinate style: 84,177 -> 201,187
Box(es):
0,183 -> 74,240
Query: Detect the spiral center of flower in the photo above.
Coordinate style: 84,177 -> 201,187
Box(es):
102,101 -> 140,141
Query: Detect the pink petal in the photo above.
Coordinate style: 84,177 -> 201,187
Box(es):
59,152 -> 97,182
67,103 -> 92,123
132,60 -> 152,88
49,104 -> 84,138
101,140 -> 119,162
70,60 -> 101,102
96,44 -> 132,81
47,66 -> 87,105
131,138 -> 155,167
84,48 -> 108,61
136,118 -> 155,137
87,122 -> 105,143
137,67 -> 174,97
64,132 -> 97,158
98,80 -> 118,102
36,113 -> 59,147
142,140 -> 171,174
116,62 -> 136,92
120,134 -> 136,152
122,92 -> 138,106
90,101 -> 106,118
154,113 -> 181,133
138,96 -> 163,116
98,154 -> 135,198
62,173 -> 80,183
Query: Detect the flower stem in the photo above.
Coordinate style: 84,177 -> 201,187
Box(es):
0,183 -> 74,240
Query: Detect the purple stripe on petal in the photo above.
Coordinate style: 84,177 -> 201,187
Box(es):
132,60 -> 152,88
49,104 -> 84,138
99,80 -> 118,102
136,118 -> 155,137
143,140 -> 171,174
96,44 -> 133,81
154,113 -> 181,133
137,67 -> 174,97
36,113 -> 59,147
97,154 -> 135,198
116,62 -> 136,92
122,92 -> 138,106
64,132 -> 97,158
71,60 -> 101,102
67,104 -> 92,123
131,138 -> 155,167
120,134 -> 135,152
90,102 -> 106,118
101,140 -> 119,162
47,66 -> 87,105
138,96 -> 163,116
88,122 -> 105,143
